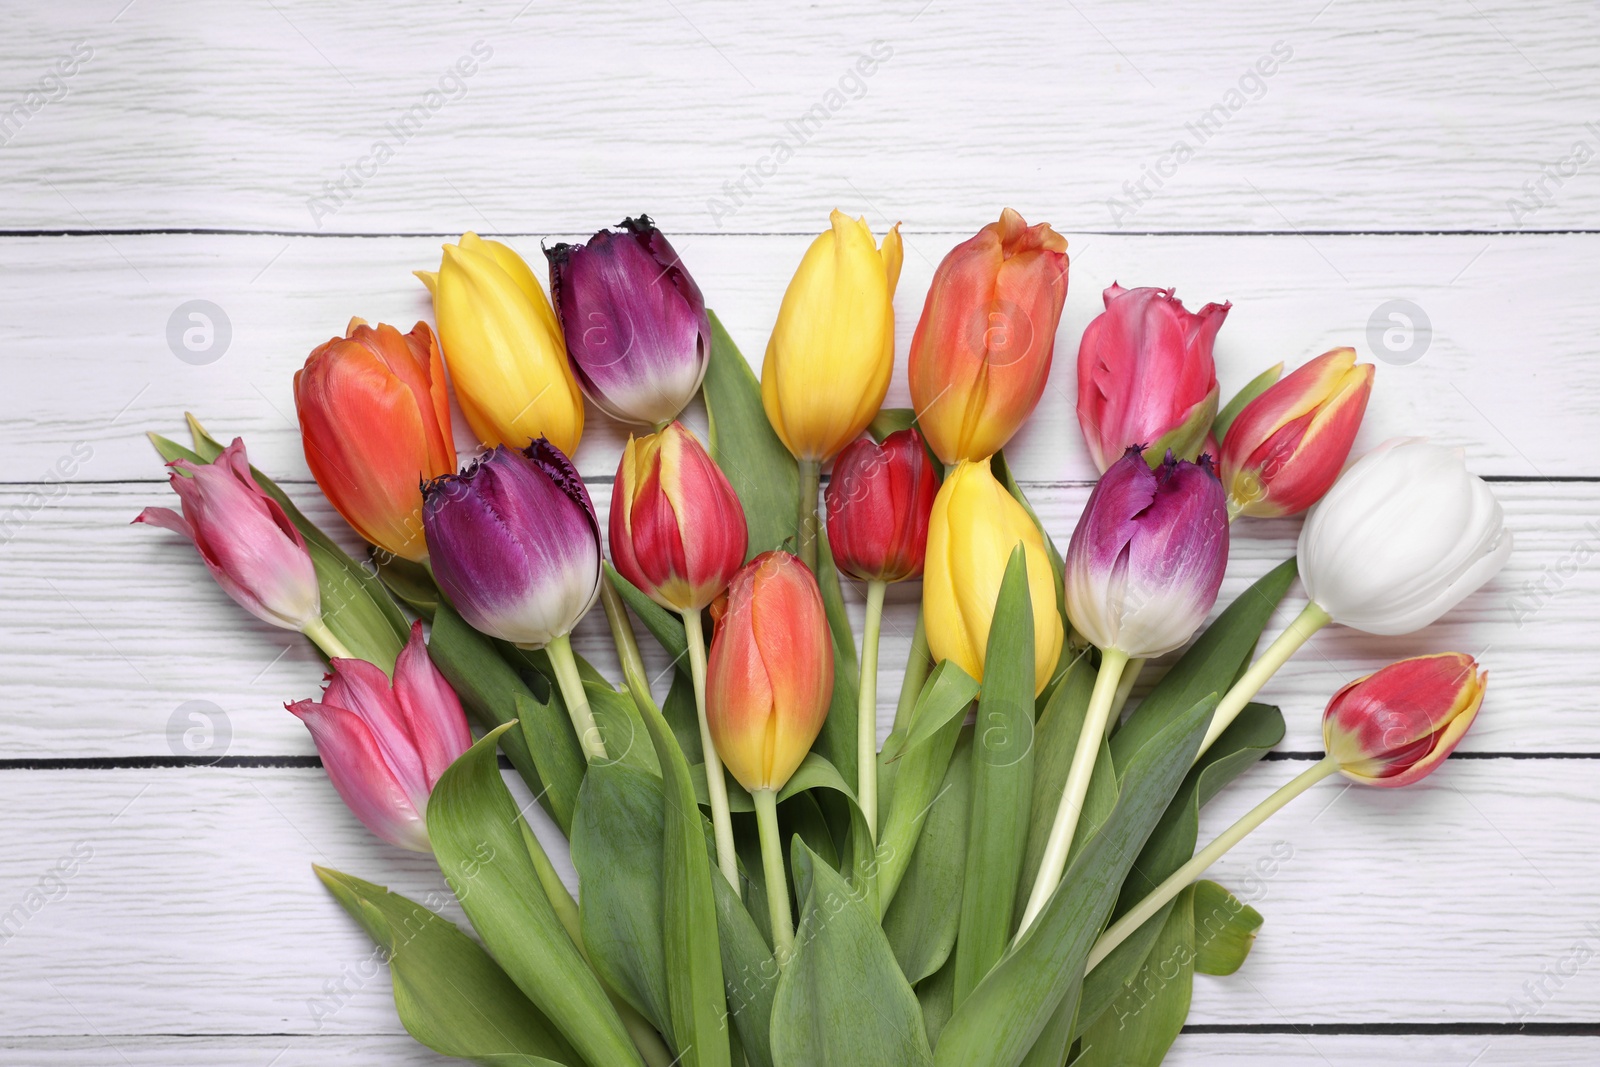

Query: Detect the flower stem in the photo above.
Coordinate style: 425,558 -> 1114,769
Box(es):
753,787 -> 795,967
546,632 -> 608,763
683,609 -> 740,890
302,616 -> 356,662
797,459 -> 821,573
1107,657 -> 1146,739
890,609 -> 931,737
1197,601 -> 1331,761
1016,648 -> 1130,938
857,580 -> 887,840
1087,756 -> 1339,971
599,576 -> 653,710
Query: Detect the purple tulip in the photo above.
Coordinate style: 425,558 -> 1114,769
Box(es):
421,438 -> 602,648
1064,447 -> 1229,657
545,216 -> 711,428
287,621 -> 472,852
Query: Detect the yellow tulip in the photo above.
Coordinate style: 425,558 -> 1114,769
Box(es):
416,232 -> 583,457
923,458 -> 1064,696
761,210 -> 903,462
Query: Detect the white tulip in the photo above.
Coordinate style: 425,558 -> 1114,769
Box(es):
1298,438 -> 1512,635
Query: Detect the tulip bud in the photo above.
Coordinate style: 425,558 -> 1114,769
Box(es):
1220,348 -> 1375,519
293,319 -> 456,562
1076,284 -> 1229,473
908,209 -> 1070,465
545,216 -> 711,429
421,439 -> 601,648
705,551 -> 834,792
1323,652 -> 1486,787
761,210 -> 903,462
287,622 -> 473,851
610,421 -> 747,613
824,428 -> 939,583
1299,438 -> 1512,636
417,232 -> 584,456
134,437 -> 321,632
922,458 -> 1064,696
1065,448 -> 1230,658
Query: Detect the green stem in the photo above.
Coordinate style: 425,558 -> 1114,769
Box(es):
1107,657 -> 1145,739
545,632 -> 608,763
857,580 -> 887,839
1016,648 -> 1130,938
753,788 -> 795,967
683,609 -> 740,890
1087,756 -> 1339,971
302,616 -> 356,662
1197,601 -> 1331,760
599,578 -> 653,711
890,609 -> 931,737
797,459 -> 821,573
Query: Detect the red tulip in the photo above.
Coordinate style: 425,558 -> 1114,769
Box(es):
1323,652 -> 1485,788
824,428 -> 939,583
1076,284 -> 1229,472
294,319 -> 455,561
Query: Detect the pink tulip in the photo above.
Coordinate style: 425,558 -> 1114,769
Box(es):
287,622 -> 473,851
1323,652 -> 1485,788
134,437 -> 321,632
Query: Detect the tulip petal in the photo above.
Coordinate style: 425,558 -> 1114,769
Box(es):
393,621 -> 473,789
288,699 -> 431,852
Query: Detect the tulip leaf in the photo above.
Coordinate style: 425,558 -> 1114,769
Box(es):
375,554 -> 441,620
916,957 -> 957,1050
817,525 -> 858,681
1213,362 -> 1285,442
901,660 -> 982,753
931,694 -> 1214,1067
606,563 -> 690,670
428,725 -> 644,1067
992,450 -> 1068,648
662,666 -> 704,764
314,866 -> 577,1067
710,853 -> 780,1067
770,841 -> 934,1067
951,547 -> 1037,1007
703,309 -> 798,558
1192,880 -> 1263,976
869,407 -> 917,441
1073,885 -> 1194,1067
883,730 -> 972,984
1018,993 -> 1078,1067
585,678 -> 662,777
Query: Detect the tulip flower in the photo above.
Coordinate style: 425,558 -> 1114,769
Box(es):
922,458 -> 1064,699
1199,438 -> 1512,758
908,209 -> 1070,465
287,622 -> 473,851
761,210 -> 903,571
706,550 -> 834,963
293,318 -> 456,562
824,427 -> 939,832
1220,348 -> 1375,519
1076,284 -> 1230,473
134,437 -> 351,657
421,439 -> 606,761
1089,653 -> 1486,973
1019,448 -> 1229,935
610,421 -> 747,885
545,216 -> 711,429
417,232 -> 584,457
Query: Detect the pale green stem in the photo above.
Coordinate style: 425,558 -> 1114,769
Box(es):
797,459 -> 821,573
1087,756 -> 1339,971
858,580 -> 887,839
683,609 -> 740,890
545,632 -> 608,763
1106,657 -> 1146,740
753,788 -> 795,967
599,578 -> 653,710
1016,648 -> 1130,938
890,609 -> 930,737
302,616 -> 356,662
1197,602 -> 1332,761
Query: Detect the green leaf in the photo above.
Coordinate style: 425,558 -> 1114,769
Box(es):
1017,987 -> 1079,1067
932,695 -> 1215,1067
901,661 -> 983,753
869,407 -> 918,440
428,725 -> 644,1067
916,957 -> 957,1049
883,730 -> 973,984
770,842 -> 934,1067
314,866 -> 578,1067
607,563 -> 689,668
587,677 -> 663,777
817,526 -> 859,683
710,855 -> 779,1067
703,310 -> 798,557
1074,885 -> 1194,1067
662,667 -> 705,765
1213,362 -> 1284,442
375,555 -> 441,620
992,450 -> 1068,648
512,692 -> 583,834
1193,880 -> 1263,976
952,547 -> 1037,1006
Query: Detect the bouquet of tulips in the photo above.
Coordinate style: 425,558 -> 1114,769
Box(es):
136,209 -> 1512,1066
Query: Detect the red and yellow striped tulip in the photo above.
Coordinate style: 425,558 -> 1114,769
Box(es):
1323,652 -> 1486,788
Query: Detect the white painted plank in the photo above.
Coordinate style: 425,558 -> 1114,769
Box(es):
0,480 -> 1577,757
1,232 -> 1591,484
0,1036 -> 448,1066
2,2 -> 1597,232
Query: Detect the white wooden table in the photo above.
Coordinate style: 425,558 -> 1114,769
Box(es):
3,2 -> 1597,1063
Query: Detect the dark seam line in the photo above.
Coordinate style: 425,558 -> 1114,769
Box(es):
1182,1022 -> 1600,1036
4,227 -> 1600,239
